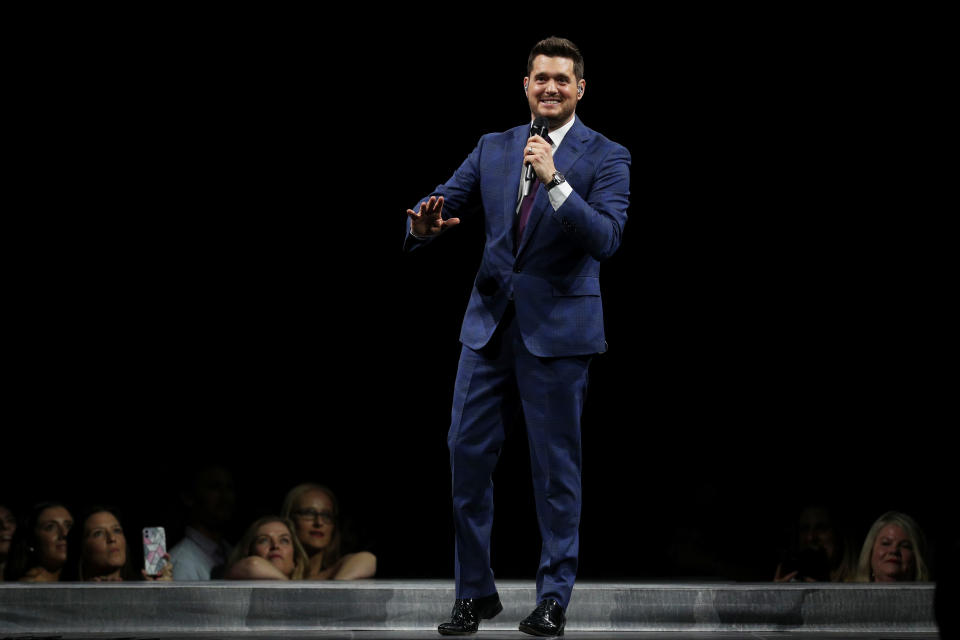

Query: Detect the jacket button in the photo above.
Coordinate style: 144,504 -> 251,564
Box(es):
513,266 -> 521,273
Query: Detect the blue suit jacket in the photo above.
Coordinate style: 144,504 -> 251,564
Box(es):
405,117 -> 631,358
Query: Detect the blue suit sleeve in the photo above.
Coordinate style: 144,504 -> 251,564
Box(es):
550,143 -> 631,261
403,137 -> 485,252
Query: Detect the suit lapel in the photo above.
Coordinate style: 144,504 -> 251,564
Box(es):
504,126 -> 527,254
516,119 -> 590,258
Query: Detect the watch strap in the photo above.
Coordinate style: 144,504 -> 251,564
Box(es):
545,171 -> 566,191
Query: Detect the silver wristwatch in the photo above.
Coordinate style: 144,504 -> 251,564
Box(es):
545,170 -> 566,191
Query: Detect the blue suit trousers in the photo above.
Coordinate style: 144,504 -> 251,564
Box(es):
448,304 -> 590,610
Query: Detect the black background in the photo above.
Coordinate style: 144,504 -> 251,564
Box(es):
5,8 -> 952,582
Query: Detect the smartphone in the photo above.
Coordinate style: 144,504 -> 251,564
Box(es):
143,527 -> 168,576
780,547 -> 830,582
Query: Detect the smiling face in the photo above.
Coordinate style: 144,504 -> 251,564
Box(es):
0,505 -> 15,558
82,511 -> 127,577
34,506 -> 73,570
291,489 -> 336,555
251,521 -> 295,578
525,54 -> 584,130
870,524 -> 916,582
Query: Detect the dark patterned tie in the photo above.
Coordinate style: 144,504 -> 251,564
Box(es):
515,133 -> 552,253
515,178 -> 539,253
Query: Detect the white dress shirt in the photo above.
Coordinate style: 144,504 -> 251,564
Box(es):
170,526 -> 233,581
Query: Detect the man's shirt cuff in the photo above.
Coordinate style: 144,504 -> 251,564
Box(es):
548,181 -> 573,211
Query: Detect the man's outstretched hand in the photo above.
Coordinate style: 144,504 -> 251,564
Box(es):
406,196 -> 460,237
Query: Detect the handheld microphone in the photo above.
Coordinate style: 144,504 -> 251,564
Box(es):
524,116 -> 550,183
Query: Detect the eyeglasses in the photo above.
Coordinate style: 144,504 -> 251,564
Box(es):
291,509 -> 335,524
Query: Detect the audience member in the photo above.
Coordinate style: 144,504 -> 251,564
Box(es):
169,463 -> 236,580
280,483 -> 376,580
774,504 -> 857,582
64,506 -> 173,581
0,504 -> 16,581
3,502 -> 73,582
224,516 -> 309,580
853,511 -> 930,582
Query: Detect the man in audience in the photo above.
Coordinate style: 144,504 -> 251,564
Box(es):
170,464 -> 236,580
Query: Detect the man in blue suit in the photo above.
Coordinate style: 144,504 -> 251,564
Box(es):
405,37 -> 630,637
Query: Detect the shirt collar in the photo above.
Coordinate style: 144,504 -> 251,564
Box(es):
545,115 -> 576,149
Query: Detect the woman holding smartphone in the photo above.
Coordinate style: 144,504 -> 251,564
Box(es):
65,506 -> 173,581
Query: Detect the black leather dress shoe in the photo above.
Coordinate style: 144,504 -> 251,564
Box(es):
519,598 -> 565,637
438,592 -> 502,635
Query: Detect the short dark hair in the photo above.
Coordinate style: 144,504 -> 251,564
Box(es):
527,37 -> 584,81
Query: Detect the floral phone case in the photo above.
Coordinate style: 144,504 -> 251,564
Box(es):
142,527 -> 168,576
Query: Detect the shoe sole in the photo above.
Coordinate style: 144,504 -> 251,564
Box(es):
519,622 -> 564,637
437,602 -> 503,635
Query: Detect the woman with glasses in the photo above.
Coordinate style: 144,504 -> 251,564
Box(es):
280,483 -> 376,580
